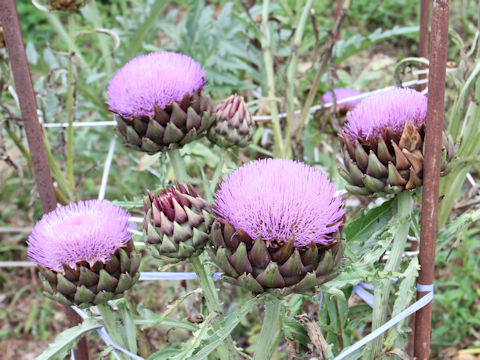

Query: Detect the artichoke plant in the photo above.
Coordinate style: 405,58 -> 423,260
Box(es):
27,200 -> 140,308
339,87 -> 455,196
144,182 -> 213,261
107,52 -> 215,153
209,158 -> 345,295
208,94 -> 255,148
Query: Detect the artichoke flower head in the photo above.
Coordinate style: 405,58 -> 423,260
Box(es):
27,200 -> 140,308
210,158 -> 345,295
339,87 -> 455,196
107,51 -> 215,153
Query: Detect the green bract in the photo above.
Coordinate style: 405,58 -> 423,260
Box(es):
115,91 -> 216,153
208,219 -> 345,295
40,240 -> 140,308
339,121 -> 456,196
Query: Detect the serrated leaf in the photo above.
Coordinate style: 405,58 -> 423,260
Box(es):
362,218 -> 402,264
344,199 -> 394,244
117,299 -> 138,354
186,297 -> 260,360
334,26 -> 419,64
148,347 -> 183,360
437,208 -> 480,250
282,316 -> 310,346
170,311 -> 218,360
384,257 -> 419,350
135,289 -> 202,330
37,318 -> 102,360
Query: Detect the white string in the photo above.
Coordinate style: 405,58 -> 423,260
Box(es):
40,79 -> 429,129
98,139 -> 117,200
335,285 -> 434,360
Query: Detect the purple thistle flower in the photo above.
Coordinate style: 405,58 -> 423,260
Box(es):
214,159 -> 345,248
344,87 -> 428,141
322,87 -> 363,112
27,200 -> 134,271
106,51 -> 206,119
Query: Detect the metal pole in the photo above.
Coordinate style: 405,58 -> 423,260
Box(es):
407,1 -> 432,355
0,1 -> 90,359
414,1 -> 450,359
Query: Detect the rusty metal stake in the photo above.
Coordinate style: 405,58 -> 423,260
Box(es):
414,1 -> 450,359
0,1 -> 90,359
407,1 -> 432,355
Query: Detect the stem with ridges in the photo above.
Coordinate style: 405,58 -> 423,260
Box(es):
86,0 -> 114,74
190,255 -> 236,360
366,191 -> 414,359
254,295 -> 282,360
261,0 -> 285,158
66,13 -> 76,194
284,0 -> 313,158
168,149 -> 188,183
97,303 -> 130,360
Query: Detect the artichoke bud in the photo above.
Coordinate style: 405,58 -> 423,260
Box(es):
208,219 -> 345,295
48,0 -> 87,11
208,94 -> 255,148
144,181 -> 213,261
39,240 -> 140,308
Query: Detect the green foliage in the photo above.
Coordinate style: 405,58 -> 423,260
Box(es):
37,318 -> 102,360
433,228 -> 480,348
144,0 -> 257,98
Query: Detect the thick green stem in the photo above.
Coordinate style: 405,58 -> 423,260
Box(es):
86,0 -> 114,74
190,255 -> 236,360
254,295 -> 282,360
97,304 -> 130,360
45,13 -> 89,71
66,13 -> 76,193
168,149 -> 188,183
261,0 -> 285,158
367,191 -> 414,359
284,0 -> 313,158
190,256 -> 222,313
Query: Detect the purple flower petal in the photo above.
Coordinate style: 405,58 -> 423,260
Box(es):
344,87 -> 427,141
27,200 -> 134,271
106,51 -> 206,119
214,159 -> 345,248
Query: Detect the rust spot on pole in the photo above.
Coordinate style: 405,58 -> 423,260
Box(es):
414,1 -> 450,359
0,1 -> 89,359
